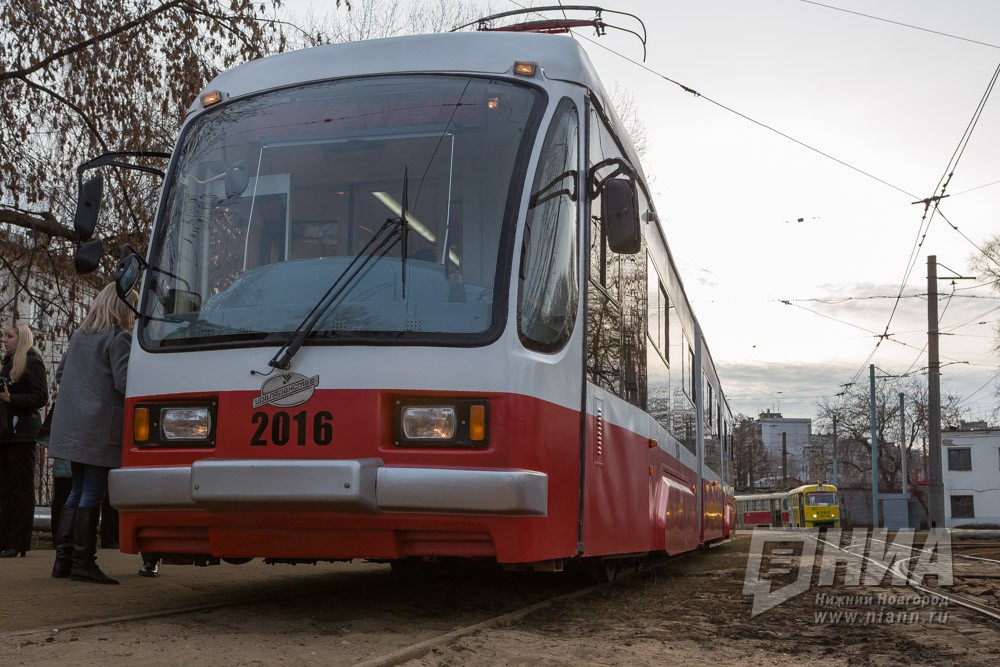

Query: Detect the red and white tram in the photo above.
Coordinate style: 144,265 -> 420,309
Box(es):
734,492 -> 790,529
76,24 -> 734,577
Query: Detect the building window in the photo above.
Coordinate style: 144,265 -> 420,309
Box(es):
947,448 -> 972,471
950,495 -> 975,519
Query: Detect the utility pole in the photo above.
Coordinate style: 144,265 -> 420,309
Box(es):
831,414 -> 839,487
926,256 -> 944,528
900,393 -> 908,496
870,364 -> 879,528
781,432 -> 787,486
923,255 -> 976,526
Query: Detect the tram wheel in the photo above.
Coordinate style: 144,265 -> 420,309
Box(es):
222,557 -> 253,565
592,558 -> 618,584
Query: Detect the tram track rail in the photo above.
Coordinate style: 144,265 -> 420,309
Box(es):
3,560 -> 612,661
5,540 -> 739,665
3,565 -> 401,640
7,570 -> 605,667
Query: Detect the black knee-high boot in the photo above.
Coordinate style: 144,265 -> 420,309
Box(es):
69,506 -> 119,585
51,506 -> 76,578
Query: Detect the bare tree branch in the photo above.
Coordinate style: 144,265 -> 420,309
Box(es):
0,0 -> 187,82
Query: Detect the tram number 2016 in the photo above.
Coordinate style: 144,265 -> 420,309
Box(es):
250,410 -> 333,446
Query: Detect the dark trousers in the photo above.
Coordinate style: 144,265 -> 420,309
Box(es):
0,441 -> 37,552
50,476 -> 72,540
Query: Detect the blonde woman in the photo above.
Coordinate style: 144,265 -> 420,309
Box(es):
48,284 -> 134,584
0,323 -> 49,558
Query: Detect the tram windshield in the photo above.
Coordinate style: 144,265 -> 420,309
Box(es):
141,75 -> 543,349
805,492 -> 837,506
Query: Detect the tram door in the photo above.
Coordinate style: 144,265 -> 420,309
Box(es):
770,500 -> 782,527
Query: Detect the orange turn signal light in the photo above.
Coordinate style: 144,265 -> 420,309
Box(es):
134,407 -> 150,442
469,404 -> 486,441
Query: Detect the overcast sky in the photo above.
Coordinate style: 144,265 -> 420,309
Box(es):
573,0 -> 1000,425
291,0 -> 1000,425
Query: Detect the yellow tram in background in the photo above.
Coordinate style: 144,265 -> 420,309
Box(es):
786,484 -> 840,528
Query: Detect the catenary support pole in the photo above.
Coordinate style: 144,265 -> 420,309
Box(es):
832,414 -> 839,487
870,364 -> 879,528
781,432 -> 787,485
927,256 -> 945,528
900,393 -> 908,496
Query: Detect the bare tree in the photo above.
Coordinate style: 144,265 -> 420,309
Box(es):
815,377 -> 966,517
0,1 -> 354,338
971,234 -> 1000,305
287,0 -> 485,46
733,413 -> 772,492
610,84 -> 649,162
969,236 -> 1000,412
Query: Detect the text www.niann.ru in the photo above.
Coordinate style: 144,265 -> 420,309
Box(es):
813,610 -> 950,625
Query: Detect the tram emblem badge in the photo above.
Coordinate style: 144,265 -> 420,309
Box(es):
253,373 -> 320,408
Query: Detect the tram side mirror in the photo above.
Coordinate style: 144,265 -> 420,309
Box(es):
603,178 -> 641,255
74,174 -> 104,242
74,238 -> 104,274
225,159 -> 249,198
115,253 -> 141,299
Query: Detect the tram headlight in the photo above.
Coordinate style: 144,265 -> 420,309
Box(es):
402,407 -> 456,439
162,407 -> 212,440
393,398 -> 489,447
133,400 -> 217,448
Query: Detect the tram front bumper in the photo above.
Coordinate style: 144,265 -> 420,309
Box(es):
109,459 -> 548,517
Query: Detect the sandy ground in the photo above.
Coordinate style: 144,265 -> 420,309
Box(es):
2,533 -> 998,666
405,537 -> 1000,666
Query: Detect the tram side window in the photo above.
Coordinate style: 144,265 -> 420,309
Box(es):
621,245 -> 647,408
646,255 -> 670,429
518,98 -> 579,351
668,336 -> 696,454
586,101 -> 646,408
704,376 -> 714,435
588,107 -> 621,305
647,257 -> 668,362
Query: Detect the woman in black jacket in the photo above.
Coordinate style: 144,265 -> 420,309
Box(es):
0,323 -> 49,557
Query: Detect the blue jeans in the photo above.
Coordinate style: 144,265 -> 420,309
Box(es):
65,462 -> 112,509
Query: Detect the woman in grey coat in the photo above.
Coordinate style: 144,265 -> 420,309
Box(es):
47,283 -> 134,584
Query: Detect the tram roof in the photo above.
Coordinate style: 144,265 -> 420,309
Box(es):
194,31 -> 612,114
788,483 -> 838,494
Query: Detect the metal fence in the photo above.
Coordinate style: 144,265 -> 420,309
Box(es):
34,443 -> 54,507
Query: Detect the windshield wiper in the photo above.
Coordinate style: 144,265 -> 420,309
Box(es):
268,169 -> 410,370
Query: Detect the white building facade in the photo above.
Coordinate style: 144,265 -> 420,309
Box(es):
755,411 -> 813,486
941,425 -> 1000,528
